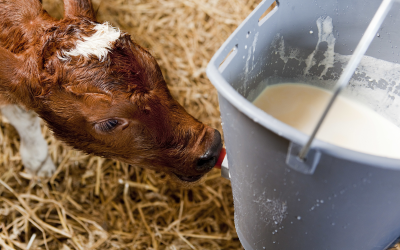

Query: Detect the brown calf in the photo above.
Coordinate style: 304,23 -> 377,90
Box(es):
0,0 -> 222,184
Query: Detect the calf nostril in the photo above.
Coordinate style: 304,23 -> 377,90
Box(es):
196,155 -> 217,172
195,129 -> 223,172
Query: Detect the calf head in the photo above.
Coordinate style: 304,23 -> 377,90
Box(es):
0,2 -> 222,184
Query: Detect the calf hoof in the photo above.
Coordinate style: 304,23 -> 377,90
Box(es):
21,149 -> 56,178
36,155 -> 56,177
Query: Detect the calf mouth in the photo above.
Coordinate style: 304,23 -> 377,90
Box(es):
174,173 -> 203,182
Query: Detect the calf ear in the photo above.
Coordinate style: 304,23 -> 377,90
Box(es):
63,0 -> 96,21
0,47 -> 26,97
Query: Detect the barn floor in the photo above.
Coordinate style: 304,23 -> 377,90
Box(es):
0,0 -> 261,249
1,0 -> 400,249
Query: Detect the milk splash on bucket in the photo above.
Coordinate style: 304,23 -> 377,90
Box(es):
248,15 -> 400,127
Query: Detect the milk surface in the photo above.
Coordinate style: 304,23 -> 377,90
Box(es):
253,83 -> 400,159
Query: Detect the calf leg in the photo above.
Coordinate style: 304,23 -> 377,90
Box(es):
1,105 -> 55,177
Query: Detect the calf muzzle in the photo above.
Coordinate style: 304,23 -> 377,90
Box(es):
195,129 -> 222,173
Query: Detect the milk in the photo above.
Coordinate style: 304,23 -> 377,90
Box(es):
253,83 -> 400,159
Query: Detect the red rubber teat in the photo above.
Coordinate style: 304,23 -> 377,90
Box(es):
214,148 -> 226,169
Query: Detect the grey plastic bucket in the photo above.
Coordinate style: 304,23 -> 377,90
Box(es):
206,0 -> 400,249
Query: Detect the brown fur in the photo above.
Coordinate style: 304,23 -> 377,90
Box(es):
0,0 -> 222,183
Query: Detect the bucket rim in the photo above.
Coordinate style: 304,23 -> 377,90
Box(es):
207,64 -> 400,170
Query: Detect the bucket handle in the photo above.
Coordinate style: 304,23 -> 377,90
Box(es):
287,0 -> 395,174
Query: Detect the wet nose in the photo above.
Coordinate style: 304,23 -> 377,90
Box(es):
196,129 -> 223,173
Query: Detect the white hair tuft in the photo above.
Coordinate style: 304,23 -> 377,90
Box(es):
58,22 -> 121,62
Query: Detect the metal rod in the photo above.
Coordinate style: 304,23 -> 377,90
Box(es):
298,0 -> 395,160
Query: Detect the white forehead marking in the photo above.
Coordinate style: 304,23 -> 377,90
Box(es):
59,22 -> 121,62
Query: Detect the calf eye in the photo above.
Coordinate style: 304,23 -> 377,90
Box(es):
95,119 -> 119,132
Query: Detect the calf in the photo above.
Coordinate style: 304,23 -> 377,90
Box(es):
0,0 -> 222,183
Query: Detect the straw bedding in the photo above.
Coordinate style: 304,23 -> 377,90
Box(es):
0,0 -> 264,249
1,1 -> 399,250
